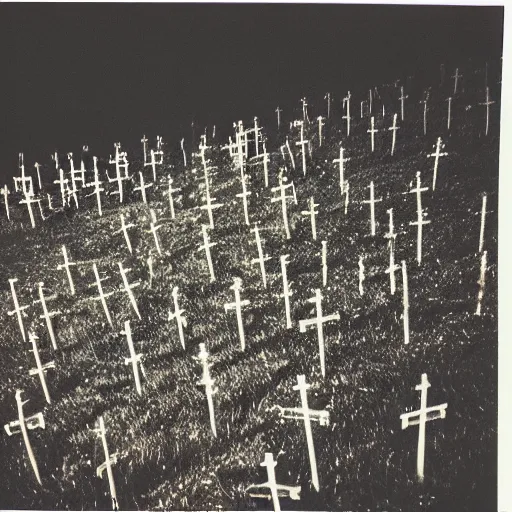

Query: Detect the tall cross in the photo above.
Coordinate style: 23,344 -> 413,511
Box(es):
476,250 -> 487,316
94,416 -> 119,511
321,241 -> 327,287
19,192 -> 40,229
452,67 -> 462,94
133,171 -> 153,204
180,138 -> 187,167
253,117 -> 261,156
196,343 -> 218,437
4,390 -> 45,485
388,113 -> 399,156
165,177 -> 181,219
197,225 -> 217,282
333,147 -> 350,198
479,193 -> 487,253
397,86 -> 406,122
363,181 -> 382,236
147,209 -> 163,256
301,97 -> 310,124
107,143 -> 130,203
301,197 -> 319,241
446,97 -> 452,130
299,289 -> 340,377
251,224 -> 271,289
479,86 -> 495,136
271,174 -> 294,239
28,332 -> 55,404
285,136 -> 296,170
296,123 -> 309,176
168,286 -> 186,350
115,214 -> 135,254
280,254 -> 293,329
400,373 -> 447,482
409,172 -> 431,265
84,157 -> 104,216
8,278 -> 30,342
420,94 -> 429,135
236,175 -> 252,226
384,209 -> 400,295
342,91 -> 351,136
121,321 -> 144,395
57,245 -> 76,295
14,153 -> 34,197
90,263 -> 114,326
224,277 -> 250,351
200,188 -> 224,229
316,116 -> 325,147
1,184 -> 10,220
69,152 -> 86,190
275,107 -> 282,129
427,137 -> 448,192
53,168 -> 70,207
33,283 -> 60,351
402,260 -> 410,344
253,141 -> 270,187
141,134 -> 148,164
117,263 -> 141,320
367,116 -> 378,152
144,149 -> 159,182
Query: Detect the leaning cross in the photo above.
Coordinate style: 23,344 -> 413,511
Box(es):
271,174 -> 294,239
165,177 -> 181,219
57,245 -> 76,295
196,343 -> 218,437
28,332 -> 55,404
200,189 -> 224,230
53,168 -> 70,207
8,278 -> 30,342
117,263 -> 141,320
333,147 -> 350,197
479,86 -> 495,136
400,373 -> 447,482
147,209 -> 163,256
251,224 -> 271,289
236,174 -> 252,226
168,286 -> 187,350
89,264 -> 115,326
19,192 -> 40,229
121,320 -> 144,395
84,157 -> 104,216
224,277 -> 250,351
33,283 -> 60,351
295,122 -> 309,176
197,224 -> 217,282
409,172 -> 431,265
384,209 -> 400,295
427,137 -> 448,191
388,113 -> 399,156
133,171 -> 153,204
367,116 -> 378,152
94,416 -> 119,511
115,214 -> 135,255
299,289 -> 340,377
452,67 -> 462,95
362,181 -> 382,236
301,197 -> 319,241
280,254 -> 293,329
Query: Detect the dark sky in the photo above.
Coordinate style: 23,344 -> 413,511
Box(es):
0,3 -> 504,179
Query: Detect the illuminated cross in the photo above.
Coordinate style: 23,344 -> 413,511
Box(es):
409,172 -> 431,265
197,224 -> 217,282
301,197 -> 319,241
8,278 -> 30,342
427,137 -> 448,192
84,157 -> 104,216
362,181 -> 382,236
117,263 -> 141,320
388,113 -> 399,156
367,116 -> 378,152
400,373 -> 447,482
224,277 -> 250,351
133,171 -> 153,204
121,321 -> 144,395
251,224 -> 271,288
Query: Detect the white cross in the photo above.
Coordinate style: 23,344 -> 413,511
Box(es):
4,389 -> 45,485
344,181 -> 350,215
479,193 -> 487,253
479,86 -> 495,136
69,152 -> 86,190
196,343 -> 218,437
420,93 -> 429,136
253,117 -> 261,156
342,91 -> 351,136
409,172 -> 430,265
358,255 -> 365,296
452,67 -> 462,94
476,250 -> 487,316
133,171 -> 153,204
388,113 -> 399,156
446,97 -> 452,130
1,185 -> 10,220
33,282 -> 60,351
400,373 -> 447,482
147,209 -> 163,256
367,116 -> 378,152
200,188 -> 224,230
333,146 -> 350,196
117,263 -> 141,320
224,277 -> 250,351
197,224 -> 217,282
427,137 -> 448,192
19,192 -> 40,229
180,138 -> 187,167
301,197 -> 319,241
236,175 -> 252,226
89,263 -> 114,326
316,116 -> 325,147
115,214 -> 135,255
271,174 -> 294,239
34,162 -> 42,190
121,320 -> 144,395
107,143 -> 130,203
168,286 -> 186,350
369,88 -> 373,114
57,245 -> 76,295
296,123 -> 309,176
165,177 -> 181,219
285,136 -> 296,170
251,224 -> 271,289
299,289 -> 339,377
144,149 -> 158,182
325,92 -> 331,119
360,100 -> 365,119
94,416 -> 119,511
280,254 -> 293,329
67,171 -> 80,209
28,332 -> 55,404
84,157 -> 104,216
301,97 -> 310,124
384,209 -> 400,295
402,260 -> 409,344
275,107 -> 282,129
252,141 -> 270,187
321,241 -> 328,287
362,181 -> 382,236
14,153 -> 34,197
8,278 -> 30,342
141,134 -> 148,164
53,168 -> 70,207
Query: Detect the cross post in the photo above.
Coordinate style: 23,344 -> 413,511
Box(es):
224,278 -> 250,351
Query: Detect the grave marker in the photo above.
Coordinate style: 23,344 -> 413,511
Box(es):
166,177 -> 181,219
363,181 -> 382,236
168,286 -> 186,350
200,188 -> 224,230
117,263 -> 141,320
321,241 -> 327,287
90,263 -> 114,326
325,92 -> 331,119
452,67 -> 462,94
4,390 -> 45,485
479,86 -> 495,136
317,116 -> 325,147
421,93 -> 429,136
333,146 -> 350,196
275,107 -> 282,129
271,174 -> 295,239
107,143 -> 130,203
342,91 -> 351,136
1,185 -> 10,220
251,224 -> 271,289
475,250 -> 487,316
344,182 -> 350,216
280,254 -> 293,329
121,321 -> 144,395
479,193 -> 487,253
367,117 -> 378,152
446,97 -> 452,130
34,162 -> 42,190
400,373 -> 447,482
197,343 -> 218,437
236,174 -> 252,225
19,192 -> 40,228
285,136 -> 296,170
147,209 -> 163,256
299,289 -> 340,377
197,225 -> 217,282
145,149 -> 159,182
94,416 -> 119,511
133,172 -> 153,204
224,278 -> 250,351
53,168 -> 70,207
384,209 -> 400,295
301,197 -> 319,241
402,260 -> 409,344
84,157 -> 104,216
358,256 -> 365,296
301,97 -> 310,124
57,245 -> 76,295
8,278 -> 29,342
33,283 -> 60,351
141,135 -> 148,164
388,113 -> 399,156
28,332 -> 54,404
409,172 -> 430,265
427,137 -> 448,191
399,86 -> 408,121
115,214 -> 135,255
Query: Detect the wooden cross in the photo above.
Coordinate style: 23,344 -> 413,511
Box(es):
89,263 -> 114,326
28,332 -> 55,404
301,197 -> 319,241
452,67 -> 462,94
196,343 -> 218,437
224,277 -> 250,351
141,134 -> 148,164
133,171 -> 153,204
367,116 -> 378,152
165,177 -> 181,219
115,214 -> 135,255
168,286 -> 186,350
107,143 -> 130,203
479,86 -> 495,136
316,116 -> 325,147
69,152 -> 86,190
236,174 -> 252,226
384,209 -> 400,295
1,184 -> 10,220
363,181 -> 382,236
67,172 -> 80,209
388,113 -> 399,156
280,255 -> 293,329
276,375 -> 330,491
53,168 -> 70,207
275,107 -> 282,129
33,283 -> 60,351
200,188 -> 224,230
14,153 -> 34,197
358,255 -> 365,296
4,389 -> 45,485
295,123 -> 309,176
144,149 -> 158,182
285,136 -> 296,170
333,146 -> 350,197
180,138 -> 187,167
121,321 -> 144,395
301,97 -> 310,124
321,241 -> 327,287
84,157 -> 104,216
271,174 -> 294,239
251,224 -> 271,289
446,97 -> 452,130
409,172 -> 430,265
197,224 -> 217,282
402,260 -> 409,344
251,141 -> 270,187
427,137 -> 448,192
19,192 -> 40,228
34,162 -> 42,190
117,263 -> 141,320
246,452 -> 301,512
57,245 -> 76,295
400,373 -> 447,482
8,278 -> 30,342
476,250 -> 487,316
253,117 -> 261,156
147,209 -> 163,256
342,91 -> 351,136
479,193 -> 487,253
94,416 -> 119,511
299,289 -> 339,377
